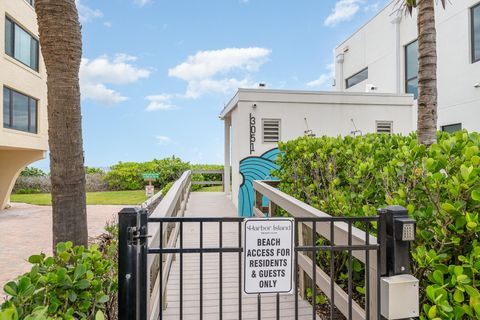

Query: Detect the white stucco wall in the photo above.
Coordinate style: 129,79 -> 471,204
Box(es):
335,0 -> 480,132
221,89 -> 415,211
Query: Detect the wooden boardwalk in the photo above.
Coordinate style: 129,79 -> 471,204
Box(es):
161,192 -> 319,320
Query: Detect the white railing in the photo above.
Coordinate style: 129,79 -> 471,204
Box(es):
146,170 -> 192,320
191,169 -> 224,187
253,180 -> 378,320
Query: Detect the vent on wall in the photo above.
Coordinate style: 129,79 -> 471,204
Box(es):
376,121 -> 393,134
263,119 -> 281,143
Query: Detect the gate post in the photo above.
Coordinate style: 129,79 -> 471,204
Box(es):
118,207 -> 138,320
138,208 -> 149,320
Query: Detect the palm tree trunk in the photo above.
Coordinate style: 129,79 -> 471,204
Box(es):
35,0 -> 88,248
416,0 -> 438,145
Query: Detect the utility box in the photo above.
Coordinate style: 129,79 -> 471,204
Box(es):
381,274 -> 419,319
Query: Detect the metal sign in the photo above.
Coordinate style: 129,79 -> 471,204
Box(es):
142,173 -> 160,180
244,218 -> 294,294
145,185 -> 154,197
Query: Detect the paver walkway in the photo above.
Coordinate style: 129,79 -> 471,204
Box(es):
0,203 -> 123,292
161,192 -> 319,320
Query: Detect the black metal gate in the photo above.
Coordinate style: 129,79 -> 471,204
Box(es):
118,208 -> 381,320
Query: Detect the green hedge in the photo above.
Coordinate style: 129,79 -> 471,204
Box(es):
274,131 -> 480,320
105,157 -> 190,191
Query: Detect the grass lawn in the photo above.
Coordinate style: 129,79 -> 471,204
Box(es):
11,190 -> 148,206
195,185 -> 224,192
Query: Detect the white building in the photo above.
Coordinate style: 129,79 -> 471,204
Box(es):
220,89 -> 414,216
0,0 -> 48,209
334,0 -> 480,133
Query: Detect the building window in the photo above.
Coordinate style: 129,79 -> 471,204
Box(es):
345,68 -> 368,89
405,40 -> 419,99
4,17 -> 39,71
262,119 -> 281,143
472,3 -> 480,63
441,123 -> 462,133
3,87 -> 38,134
25,0 -> 34,6
376,121 -> 393,134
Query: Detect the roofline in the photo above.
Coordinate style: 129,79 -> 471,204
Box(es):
335,0 -> 398,51
219,88 -> 413,119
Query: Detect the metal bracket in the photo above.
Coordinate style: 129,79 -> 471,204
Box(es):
127,226 -> 151,245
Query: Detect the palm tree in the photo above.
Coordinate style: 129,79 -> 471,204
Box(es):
401,0 -> 446,145
35,0 -> 88,248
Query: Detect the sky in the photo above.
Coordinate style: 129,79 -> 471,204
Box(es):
34,0 -> 389,171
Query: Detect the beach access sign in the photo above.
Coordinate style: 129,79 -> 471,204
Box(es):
142,173 -> 160,180
244,218 -> 294,294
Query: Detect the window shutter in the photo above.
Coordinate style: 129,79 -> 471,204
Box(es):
376,121 -> 393,134
263,119 -> 281,143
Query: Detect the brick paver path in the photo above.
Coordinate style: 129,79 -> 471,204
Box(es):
0,203 -> 126,295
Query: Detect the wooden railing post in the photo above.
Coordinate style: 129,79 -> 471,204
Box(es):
268,201 -> 278,217
298,223 -> 313,300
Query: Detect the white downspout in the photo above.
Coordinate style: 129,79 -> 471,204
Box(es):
391,12 -> 402,94
224,117 -> 231,195
336,53 -> 345,91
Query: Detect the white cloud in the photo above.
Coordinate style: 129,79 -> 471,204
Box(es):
169,48 -> 270,81
134,0 -> 152,6
80,54 -> 150,105
324,0 -> 363,27
104,22 -> 112,28
185,78 -> 253,99
169,47 -> 271,98
76,0 -> 103,23
306,63 -> 335,88
306,75 -> 329,87
81,83 -> 128,105
364,2 -> 380,13
156,136 -> 172,145
145,95 -> 177,111
80,54 -> 150,85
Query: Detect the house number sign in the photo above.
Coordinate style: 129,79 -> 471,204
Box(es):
250,113 -> 256,154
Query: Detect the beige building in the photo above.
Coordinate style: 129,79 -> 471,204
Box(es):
0,0 -> 48,209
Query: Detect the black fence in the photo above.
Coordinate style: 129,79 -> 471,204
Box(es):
118,208 -> 382,320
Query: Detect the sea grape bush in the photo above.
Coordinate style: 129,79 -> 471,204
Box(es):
273,131 -> 480,319
105,157 -> 190,190
104,159 -> 223,191
0,240 -> 117,320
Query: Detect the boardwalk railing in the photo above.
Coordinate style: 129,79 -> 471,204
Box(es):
147,170 -> 192,320
252,180 -> 380,320
191,169 -> 224,188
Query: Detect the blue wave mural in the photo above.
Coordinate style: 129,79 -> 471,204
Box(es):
238,148 -> 280,217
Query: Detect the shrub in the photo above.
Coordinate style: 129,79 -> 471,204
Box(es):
0,227 -> 118,320
13,176 -> 51,194
105,157 -> 190,191
274,131 -> 480,319
20,167 -> 47,177
161,182 -> 174,196
13,174 -> 110,194
85,167 -> 105,175
85,174 -> 110,192
15,188 -> 42,194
